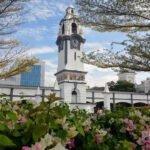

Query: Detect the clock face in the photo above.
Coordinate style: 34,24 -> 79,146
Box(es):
71,39 -> 79,49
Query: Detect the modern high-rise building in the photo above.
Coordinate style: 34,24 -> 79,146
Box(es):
20,61 -> 45,87
0,61 -> 45,87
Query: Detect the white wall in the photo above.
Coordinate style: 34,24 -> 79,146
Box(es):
0,86 -> 149,112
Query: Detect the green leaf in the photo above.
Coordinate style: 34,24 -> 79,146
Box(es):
51,106 -> 65,118
0,124 -> 6,131
56,129 -> 67,140
29,102 -> 47,117
0,135 -> 16,147
0,113 -> 4,120
119,140 -> 133,150
76,126 -> 85,137
7,112 -> 17,121
12,130 -> 21,137
45,93 -> 62,104
32,124 -> 49,142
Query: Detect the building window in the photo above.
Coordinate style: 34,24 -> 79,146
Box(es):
62,24 -> 65,34
65,40 -> 67,64
74,52 -> 76,60
72,23 -> 77,34
72,90 -> 77,103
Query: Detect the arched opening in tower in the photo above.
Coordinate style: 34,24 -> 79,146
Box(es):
62,24 -> 65,34
72,90 -> 77,103
72,23 -> 77,34
71,9 -> 74,14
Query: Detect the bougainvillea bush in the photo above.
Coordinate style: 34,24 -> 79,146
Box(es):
0,94 -> 150,150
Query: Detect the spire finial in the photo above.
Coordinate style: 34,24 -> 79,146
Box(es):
65,5 -> 75,19
68,5 -> 74,8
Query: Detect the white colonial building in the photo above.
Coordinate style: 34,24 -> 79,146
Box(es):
136,78 -> 150,93
118,71 -> 136,84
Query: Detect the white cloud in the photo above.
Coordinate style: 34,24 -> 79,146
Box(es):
42,59 -> 57,87
84,64 -> 112,72
27,46 -> 56,56
45,70 -> 56,87
85,63 -> 150,87
82,27 -> 93,35
44,60 -> 57,68
136,72 -> 150,84
84,42 -> 106,52
26,1 -> 55,21
54,2 -> 68,12
49,24 -> 60,40
86,73 -> 117,87
84,64 -> 118,87
17,26 -> 49,41
25,0 -> 69,21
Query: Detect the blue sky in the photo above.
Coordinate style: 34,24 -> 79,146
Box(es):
14,0 -> 149,87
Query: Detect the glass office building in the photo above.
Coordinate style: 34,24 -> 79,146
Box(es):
0,61 -> 45,87
21,65 -> 41,87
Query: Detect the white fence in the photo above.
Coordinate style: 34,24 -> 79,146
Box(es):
0,85 -> 149,112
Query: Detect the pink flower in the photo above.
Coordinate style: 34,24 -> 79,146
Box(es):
141,138 -> 150,145
68,139 -> 75,149
124,119 -> 136,131
137,126 -> 150,149
92,114 -> 97,121
145,143 -> 150,150
13,105 -> 20,110
34,143 -> 42,150
147,126 -> 150,137
84,126 -> 91,132
95,134 -> 102,144
19,117 -> 27,123
22,146 -> 31,150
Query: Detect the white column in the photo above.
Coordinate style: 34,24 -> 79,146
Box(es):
35,87 -> 41,103
103,84 -> 111,110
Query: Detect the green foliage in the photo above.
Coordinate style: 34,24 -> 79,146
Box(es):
75,0 -> 150,72
32,124 -> 49,142
0,94 -> 150,149
76,0 -> 150,32
0,135 -> 16,147
108,80 -> 136,92
0,0 -> 39,79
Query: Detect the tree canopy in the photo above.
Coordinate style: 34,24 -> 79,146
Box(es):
0,0 -> 38,79
75,0 -> 150,72
108,80 -> 136,92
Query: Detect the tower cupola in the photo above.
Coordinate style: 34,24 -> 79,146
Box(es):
65,5 -> 75,19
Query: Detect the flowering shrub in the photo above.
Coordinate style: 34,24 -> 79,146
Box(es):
0,94 -> 150,150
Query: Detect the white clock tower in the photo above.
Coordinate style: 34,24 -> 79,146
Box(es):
55,6 -> 87,103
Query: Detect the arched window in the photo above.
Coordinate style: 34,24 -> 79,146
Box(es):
72,91 -> 77,103
62,24 -> 65,34
72,23 -> 77,34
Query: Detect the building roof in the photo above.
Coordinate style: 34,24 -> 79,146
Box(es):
88,86 -> 104,91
